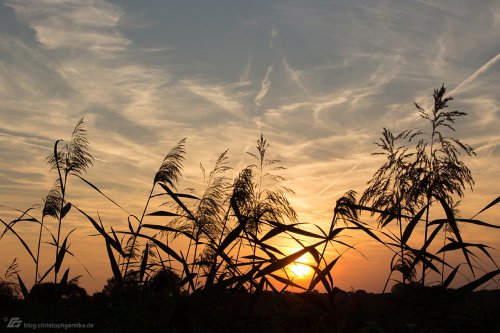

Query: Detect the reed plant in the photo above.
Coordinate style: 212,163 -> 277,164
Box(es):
0,119 -> 95,299
360,85 -> 500,290
1,87 -> 499,316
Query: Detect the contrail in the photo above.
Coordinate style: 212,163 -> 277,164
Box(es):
315,162 -> 360,197
0,132 -> 110,163
0,132 -> 51,151
449,52 -> 500,96
316,52 -> 500,197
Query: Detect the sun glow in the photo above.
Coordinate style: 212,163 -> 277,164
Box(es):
289,262 -> 312,278
288,253 -> 313,279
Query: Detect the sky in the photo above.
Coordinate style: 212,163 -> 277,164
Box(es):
0,0 -> 499,293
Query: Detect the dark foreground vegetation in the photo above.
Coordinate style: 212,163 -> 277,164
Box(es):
1,283 -> 499,332
1,85 -> 499,332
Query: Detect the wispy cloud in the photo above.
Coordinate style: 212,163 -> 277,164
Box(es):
283,58 -> 309,97
254,65 -> 273,109
269,28 -> 278,48
0,131 -> 111,163
181,79 -> 244,116
239,56 -> 252,83
5,0 -> 128,55
0,131 -> 52,151
1,0 -> 499,292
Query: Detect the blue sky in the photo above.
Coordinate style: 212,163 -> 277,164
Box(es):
0,0 -> 499,292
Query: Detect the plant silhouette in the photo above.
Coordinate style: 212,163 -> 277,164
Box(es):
43,118 -> 93,284
360,85 -> 499,289
1,88 -> 499,332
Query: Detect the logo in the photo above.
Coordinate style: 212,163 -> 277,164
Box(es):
6,317 -> 22,328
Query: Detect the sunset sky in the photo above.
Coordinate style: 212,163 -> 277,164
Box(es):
1,0 -> 499,293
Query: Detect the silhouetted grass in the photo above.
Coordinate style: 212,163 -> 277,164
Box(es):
1,86 -> 499,332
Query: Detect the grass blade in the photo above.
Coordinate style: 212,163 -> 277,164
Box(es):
60,268 -> 70,285
142,224 -> 196,241
443,265 -> 460,289
122,232 -> 190,278
437,241 -> 492,254
255,241 -> 324,278
347,218 -> 388,248
269,273 -> 305,290
308,256 -> 341,292
146,210 -> 182,217
180,273 -> 197,288
105,238 -> 122,287
75,174 -> 130,215
158,183 -> 196,221
261,221 -> 324,242
60,202 -> 72,220
401,205 -> 427,244
471,196 -> 500,219
74,206 -> 124,256
216,196 -> 247,254
430,218 -> 500,229
38,263 -> 55,284
457,269 -> 500,293
436,195 -> 473,276
139,243 -> 149,284
0,218 -> 36,263
151,192 -> 200,200
55,236 -> 69,274
17,273 -> 29,298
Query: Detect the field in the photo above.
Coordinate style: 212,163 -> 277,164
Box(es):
1,286 -> 499,332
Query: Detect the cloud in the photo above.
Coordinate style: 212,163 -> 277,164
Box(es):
0,35 -> 73,101
0,0 -> 183,182
1,0 -> 499,292
239,56 -> 252,82
283,58 -> 309,97
254,65 -> 273,109
5,0 -> 129,55
0,131 -> 52,151
269,28 -> 278,48
180,79 -> 245,116
263,52 -> 403,133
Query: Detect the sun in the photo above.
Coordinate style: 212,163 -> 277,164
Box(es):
289,262 -> 312,278
287,253 -> 313,279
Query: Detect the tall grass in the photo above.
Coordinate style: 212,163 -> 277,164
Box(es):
360,85 -> 499,290
1,86 -> 499,305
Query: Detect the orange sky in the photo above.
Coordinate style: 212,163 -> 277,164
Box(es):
1,0 -> 499,293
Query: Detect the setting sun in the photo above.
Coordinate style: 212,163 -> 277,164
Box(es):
287,253 -> 313,279
289,262 -> 312,278
0,1 -> 499,332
